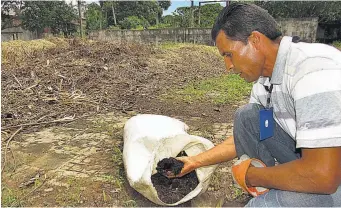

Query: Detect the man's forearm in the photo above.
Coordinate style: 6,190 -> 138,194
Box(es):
246,157 -> 340,194
191,136 -> 237,168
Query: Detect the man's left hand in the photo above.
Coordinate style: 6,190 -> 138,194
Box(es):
232,154 -> 269,197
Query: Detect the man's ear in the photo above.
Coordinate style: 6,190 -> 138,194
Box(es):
248,31 -> 262,50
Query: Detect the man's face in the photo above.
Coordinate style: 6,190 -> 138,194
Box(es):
215,30 -> 265,82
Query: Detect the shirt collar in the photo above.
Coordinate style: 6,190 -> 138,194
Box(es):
257,36 -> 292,86
269,36 -> 292,85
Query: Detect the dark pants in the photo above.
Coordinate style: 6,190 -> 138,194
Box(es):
233,103 -> 341,207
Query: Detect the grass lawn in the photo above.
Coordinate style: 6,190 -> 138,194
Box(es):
161,74 -> 252,105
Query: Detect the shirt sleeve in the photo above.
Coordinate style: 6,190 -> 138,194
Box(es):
293,67 -> 341,148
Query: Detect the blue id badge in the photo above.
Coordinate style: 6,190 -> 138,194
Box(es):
259,108 -> 274,141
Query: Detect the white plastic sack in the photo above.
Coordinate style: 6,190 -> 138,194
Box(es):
123,114 -> 218,206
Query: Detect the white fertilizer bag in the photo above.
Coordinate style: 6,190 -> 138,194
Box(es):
123,114 -> 218,206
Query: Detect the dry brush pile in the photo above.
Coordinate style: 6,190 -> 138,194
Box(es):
1,38 -> 225,133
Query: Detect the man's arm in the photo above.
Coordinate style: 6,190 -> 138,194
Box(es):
174,136 -> 237,177
246,147 -> 341,194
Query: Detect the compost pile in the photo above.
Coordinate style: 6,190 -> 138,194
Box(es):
1,38 -> 225,132
151,152 -> 199,204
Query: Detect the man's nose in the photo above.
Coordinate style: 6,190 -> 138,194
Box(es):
224,57 -> 234,72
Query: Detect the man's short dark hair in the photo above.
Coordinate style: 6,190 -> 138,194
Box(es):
211,3 -> 282,43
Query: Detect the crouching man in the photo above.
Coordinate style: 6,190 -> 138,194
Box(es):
169,3 -> 341,207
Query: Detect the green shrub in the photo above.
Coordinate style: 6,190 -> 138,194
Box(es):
148,23 -> 172,29
332,41 -> 341,50
119,16 -> 150,30
108,25 -> 120,30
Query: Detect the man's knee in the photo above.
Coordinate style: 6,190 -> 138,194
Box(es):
233,103 -> 263,158
234,103 -> 260,128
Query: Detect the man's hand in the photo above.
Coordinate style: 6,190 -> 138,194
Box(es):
166,156 -> 200,178
232,155 -> 269,197
166,136 -> 238,178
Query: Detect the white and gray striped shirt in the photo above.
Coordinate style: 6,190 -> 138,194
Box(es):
250,36 -> 341,148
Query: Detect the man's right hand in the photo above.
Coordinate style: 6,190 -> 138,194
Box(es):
166,135 -> 237,178
166,156 -> 200,178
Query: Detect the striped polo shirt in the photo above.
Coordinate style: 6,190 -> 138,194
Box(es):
249,36 -> 341,148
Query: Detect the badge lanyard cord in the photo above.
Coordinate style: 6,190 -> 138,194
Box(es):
264,84 -> 273,109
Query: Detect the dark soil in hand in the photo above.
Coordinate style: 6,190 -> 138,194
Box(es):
156,157 -> 184,176
151,152 -> 199,204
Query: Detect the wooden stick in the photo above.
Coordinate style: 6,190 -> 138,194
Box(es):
12,74 -> 23,88
1,127 -> 22,173
24,82 -> 39,91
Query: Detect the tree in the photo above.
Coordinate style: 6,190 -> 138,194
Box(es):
162,15 -> 179,27
158,1 -> 171,10
157,0 -> 171,24
198,3 -> 223,28
255,1 -> 341,23
1,0 -> 23,30
119,16 -> 150,30
174,6 -> 193,27
117,1 -> 161,25
160,3 -> 223,28
85,2 -> 106,31
21,1 -> 77,36
98,1 -> 171,29
99,1 -> 118,27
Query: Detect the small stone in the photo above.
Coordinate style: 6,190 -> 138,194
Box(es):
44,188 -> 53,192
126,111 -> 137,116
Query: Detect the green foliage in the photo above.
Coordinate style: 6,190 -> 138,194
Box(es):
162,15 -> 175,24
162,74 -> 252,105
255,1 -> 341,23
99,1 -> 118,26
161,14 -> 182,28
1,1 -> 24,30
21,1 -> 77,35
158,0 -> 171,10
163,3 -> 223,28
85,2 -> 107,31
1,186 -> 21,207
120,1 -> 161,25
108,25 -> 120,30
148,23 -> 172,29
119,16 -> 150,30
174,6 -> 194,27
98,1 -> 168,28
332,41 -> 341,50
199,3 -> 223,27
